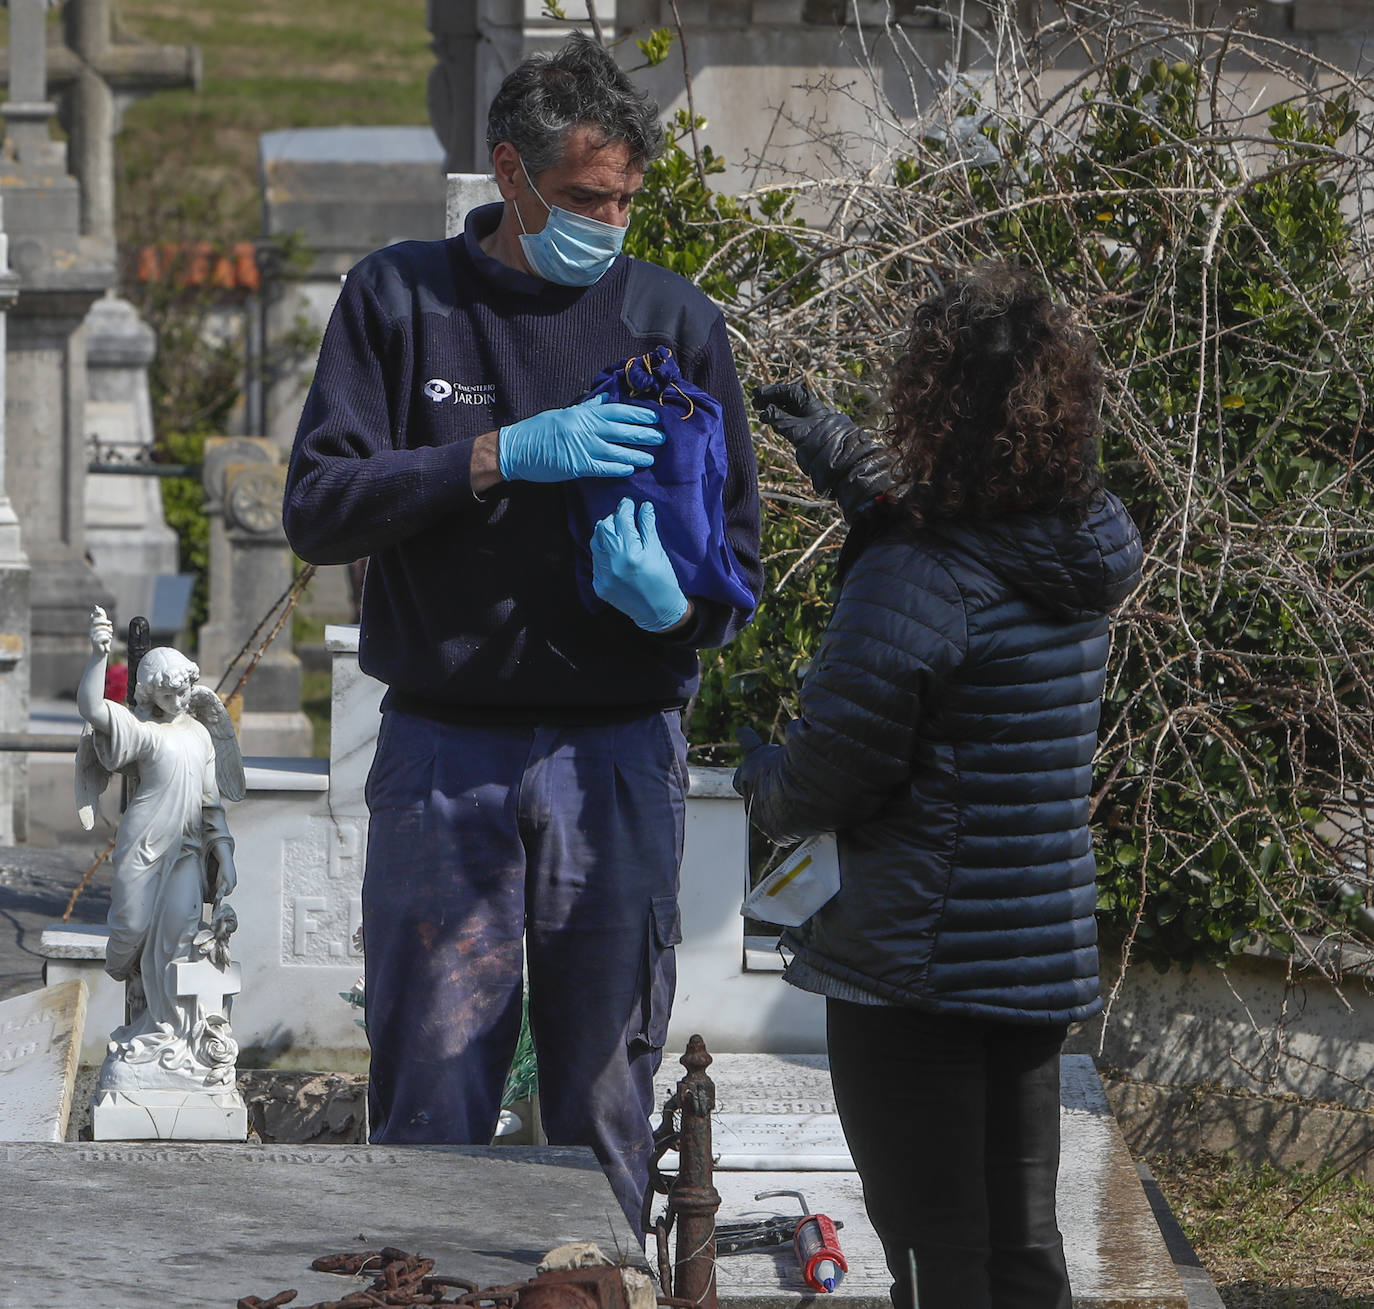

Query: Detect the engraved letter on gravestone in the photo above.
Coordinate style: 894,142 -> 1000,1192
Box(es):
282,816 -> 366,965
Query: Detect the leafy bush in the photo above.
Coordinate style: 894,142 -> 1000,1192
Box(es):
625,111 -> 837,761
629,9 -> 1374,970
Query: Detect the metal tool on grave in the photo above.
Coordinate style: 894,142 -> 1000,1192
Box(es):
121,614 -> 152,812
714,1199 -> 846,1259
648,1034 -> 721,1309
754,1190 -> 848,1294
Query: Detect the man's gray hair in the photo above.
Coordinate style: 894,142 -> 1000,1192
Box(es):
486,33 -> 664,177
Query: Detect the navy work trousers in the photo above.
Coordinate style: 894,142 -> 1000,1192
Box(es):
362,709 -> 688,1230
826,999 -> 1071,1309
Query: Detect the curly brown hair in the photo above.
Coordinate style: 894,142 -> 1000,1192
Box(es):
882,265 -> 1104,525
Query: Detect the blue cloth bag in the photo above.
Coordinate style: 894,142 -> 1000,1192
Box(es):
566,345 -> 757,617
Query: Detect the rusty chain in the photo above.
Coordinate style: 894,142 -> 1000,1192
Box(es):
236,1246 -> 682,1309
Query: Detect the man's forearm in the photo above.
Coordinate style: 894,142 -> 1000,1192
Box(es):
471,430 -> 503,496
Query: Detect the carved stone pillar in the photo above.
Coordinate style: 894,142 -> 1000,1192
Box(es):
0,194 -> 28,844
1,0 -> 116,696
198,437 -> 311,756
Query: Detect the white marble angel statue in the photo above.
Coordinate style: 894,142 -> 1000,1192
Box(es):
76,605 -> 247,1092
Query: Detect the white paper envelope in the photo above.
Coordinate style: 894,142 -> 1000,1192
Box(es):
741,833 -> 841,927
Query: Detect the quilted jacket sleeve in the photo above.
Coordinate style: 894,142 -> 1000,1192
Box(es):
739,537 -> 968,844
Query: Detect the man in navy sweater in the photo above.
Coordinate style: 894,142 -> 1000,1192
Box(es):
283,35 -> 761,1230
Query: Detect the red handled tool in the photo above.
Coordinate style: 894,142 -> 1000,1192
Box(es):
755,1189 -> 848,1293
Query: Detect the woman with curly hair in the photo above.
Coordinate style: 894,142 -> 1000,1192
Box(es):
742,265 -> 1143,1309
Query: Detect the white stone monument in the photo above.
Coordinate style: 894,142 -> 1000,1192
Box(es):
83,294 -> 183,633
74,605 -> 249,1140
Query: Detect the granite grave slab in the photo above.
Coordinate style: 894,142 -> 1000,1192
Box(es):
0,1143 -> 641,1307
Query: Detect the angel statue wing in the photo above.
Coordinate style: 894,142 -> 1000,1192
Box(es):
74,726 -> 113,832
188,685 -> 247,803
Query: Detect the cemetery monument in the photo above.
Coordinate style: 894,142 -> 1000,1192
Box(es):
0,0 -> 115,696
75,605 -> 249,1139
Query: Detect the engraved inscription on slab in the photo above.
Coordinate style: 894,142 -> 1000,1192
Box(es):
655,1053 -> 836,1115
0,981 -> 88,1142
281,816 -> 366,965
660,1113 -> 855,1172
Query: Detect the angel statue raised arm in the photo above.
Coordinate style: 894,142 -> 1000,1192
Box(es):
77,606 -> 249,1132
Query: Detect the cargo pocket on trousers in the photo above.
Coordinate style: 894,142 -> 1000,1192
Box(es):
630,894 -> 683,1054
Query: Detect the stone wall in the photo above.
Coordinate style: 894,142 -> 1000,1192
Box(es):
620,0 -> 1372,53
571,1 -> 1372,197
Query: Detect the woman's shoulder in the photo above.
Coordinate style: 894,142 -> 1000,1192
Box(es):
842,512 -> 967,597
833,521 -> 971,661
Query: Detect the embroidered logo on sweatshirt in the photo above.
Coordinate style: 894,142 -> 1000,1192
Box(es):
423,378 -> 496,407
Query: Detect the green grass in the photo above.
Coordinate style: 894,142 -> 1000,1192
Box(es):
1150,1153 -> 1374,1308
293,611 -> 332,757
114,0 -> 432,248
300,667 -> 331,758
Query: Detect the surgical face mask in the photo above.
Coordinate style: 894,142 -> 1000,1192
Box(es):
515,158 -> 627,287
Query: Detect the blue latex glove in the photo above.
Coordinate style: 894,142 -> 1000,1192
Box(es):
499,393 -> 664,483
590,498 -> 689,633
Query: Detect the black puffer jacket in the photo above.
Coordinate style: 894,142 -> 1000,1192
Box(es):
737,492 -> 1143,1025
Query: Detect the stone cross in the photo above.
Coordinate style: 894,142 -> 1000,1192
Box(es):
0,0 -> 115,699
172,958 -> 242,1022
55,0 -> 201,248
1,0 -> 63,176
0,0 -> 200,249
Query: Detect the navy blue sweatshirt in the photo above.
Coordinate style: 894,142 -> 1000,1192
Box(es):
283,203 -> 763,719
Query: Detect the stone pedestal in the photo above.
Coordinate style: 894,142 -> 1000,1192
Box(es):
92,1087 -> 248,1141
197,436 -> 311,755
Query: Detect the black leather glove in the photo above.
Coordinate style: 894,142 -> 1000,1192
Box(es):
732,725 -> 779,798
753,381 -> 895,522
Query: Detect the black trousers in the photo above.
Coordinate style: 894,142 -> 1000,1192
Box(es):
826,999 -> 1072,1309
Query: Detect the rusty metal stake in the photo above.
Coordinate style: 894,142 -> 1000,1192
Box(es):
668,1034 -> 720,1309
122,614 -> 151,813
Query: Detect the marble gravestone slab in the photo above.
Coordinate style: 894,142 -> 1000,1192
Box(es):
0,1143 -> 642,1307
654,1053 -> 851,1170
0,980 -> 87,1142
652,1053 -> 1188,1308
